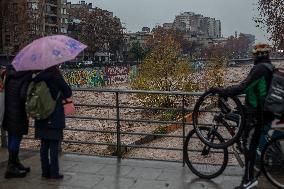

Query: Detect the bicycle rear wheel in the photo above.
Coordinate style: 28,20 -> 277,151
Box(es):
193,89 -> 245,149
261,136 -> 284,189
183,127 -> 229,179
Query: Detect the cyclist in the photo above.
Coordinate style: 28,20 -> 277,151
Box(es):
212,43 -> 275,189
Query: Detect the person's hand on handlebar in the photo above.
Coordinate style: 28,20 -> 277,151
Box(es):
209,87 -> 227,96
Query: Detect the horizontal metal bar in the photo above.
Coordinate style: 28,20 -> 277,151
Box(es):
66,116 -> 117,121
120,131 -> 183,138
73,88 -> 204,96
123,156 -> 182,163
119,118 -> 189,125
62,140 -> 116,146
64,128 -> 117,134
121,144 -> 181,151
66,116 -> 192,125
74,103 -> 193,112
22,138 -> 233,155
185,148 -> 225,154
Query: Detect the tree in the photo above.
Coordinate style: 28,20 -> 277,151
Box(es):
132,33 -> 197,107
150,26 -> 198,57
129,42 -> 148,61
69,7 -> 123,57
255,0 -> 284,47
203,57 -> 226,90
0,0 -> 29,55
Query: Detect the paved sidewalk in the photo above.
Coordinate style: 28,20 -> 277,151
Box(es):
0,149 -> 277,189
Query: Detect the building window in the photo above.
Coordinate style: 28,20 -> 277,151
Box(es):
61,8 -> 67,14
61,27 -> 67,33
5,35 -> 10,46
32,3 -> 38,10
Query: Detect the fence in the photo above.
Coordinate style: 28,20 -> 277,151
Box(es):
1,88 -> 226,165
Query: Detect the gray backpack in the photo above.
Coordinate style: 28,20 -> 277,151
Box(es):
263,63 -> 284,118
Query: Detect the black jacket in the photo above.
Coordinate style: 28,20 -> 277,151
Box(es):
34,69 -> 72,140
223,61 -> 274,123
2,67 -> 32,136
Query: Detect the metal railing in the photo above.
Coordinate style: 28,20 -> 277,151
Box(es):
1,88 -> 225,164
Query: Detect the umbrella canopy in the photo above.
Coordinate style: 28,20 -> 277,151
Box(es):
12,35 -> 87,71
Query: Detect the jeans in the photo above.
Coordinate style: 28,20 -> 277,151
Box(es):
40,139 -> 60,176
242,115 -> 263,181
257,123 -> 284,161
8,133 -> 22,153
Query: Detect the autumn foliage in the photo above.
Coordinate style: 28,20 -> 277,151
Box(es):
255,0 -> 284,47
68,7 -> 123,56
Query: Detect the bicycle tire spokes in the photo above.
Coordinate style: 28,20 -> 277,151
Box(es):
183,127 -> 229,179
193,89 -> 245,149
262,137 -> 284,188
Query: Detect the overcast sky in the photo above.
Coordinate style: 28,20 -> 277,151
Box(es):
70,0 -> 269,43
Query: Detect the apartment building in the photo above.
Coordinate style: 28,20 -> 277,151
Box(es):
164,12 -> 222,42
1,0 -> 62,55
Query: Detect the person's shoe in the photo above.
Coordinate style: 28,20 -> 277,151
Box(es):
16,162 -> 31,173
235,178 -> 258,189
41,174 -> 51,179
4,164 -> 27,179
15,153 -> 31,173
50,174 -> 64,179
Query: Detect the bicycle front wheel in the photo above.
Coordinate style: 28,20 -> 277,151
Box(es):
193,89 -> 245,149
183,127 -> 229,179
261,136 -> 284,189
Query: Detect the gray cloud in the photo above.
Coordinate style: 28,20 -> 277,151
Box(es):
70,0 -> 269,42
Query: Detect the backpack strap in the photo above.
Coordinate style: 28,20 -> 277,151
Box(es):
55,92 -> 61,101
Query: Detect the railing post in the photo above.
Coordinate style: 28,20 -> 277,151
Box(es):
1,127 -> 7,148
115,92 -> 121,158
182,95 -> 186,166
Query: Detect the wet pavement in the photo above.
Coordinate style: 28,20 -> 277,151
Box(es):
0,149 -> 277,189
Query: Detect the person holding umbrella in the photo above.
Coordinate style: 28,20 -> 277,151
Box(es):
33,65 -> 72,179
2,65 -> 32,178
11,35 -> 86,179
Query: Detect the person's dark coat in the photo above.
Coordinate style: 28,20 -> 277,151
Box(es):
34,68 -> 72,140
2,66 -> 32,136
223,61 -> 274,124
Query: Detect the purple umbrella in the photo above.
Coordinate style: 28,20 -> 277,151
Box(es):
12,35 -> 87,71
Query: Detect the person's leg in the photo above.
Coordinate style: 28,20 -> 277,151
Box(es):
49,140 -> 63,179
7,134 -> 12,152
236,116 -> 259,189
40,139 -> 50,177
241,118 -> 253,183
256,123 -> 271,161
5,133 -> 26,178
243,127 -> 255,182
9,134 -> 31,172
247,125 -> 262,180
7,133 -> 13,164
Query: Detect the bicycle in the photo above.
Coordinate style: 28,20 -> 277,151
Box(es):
183,126 -> 229,179
260,124 -> 284,188
192,89 -> 245,149
185,90 -> 284,188
184,90 -> 244,179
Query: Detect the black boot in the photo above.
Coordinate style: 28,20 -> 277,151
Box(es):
5,152 -> 27,179
15,151 -> 30,173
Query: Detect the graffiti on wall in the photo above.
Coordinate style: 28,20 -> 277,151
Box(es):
62,65 -> 137,87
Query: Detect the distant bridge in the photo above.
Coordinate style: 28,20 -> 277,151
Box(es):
229,57 -> 284,66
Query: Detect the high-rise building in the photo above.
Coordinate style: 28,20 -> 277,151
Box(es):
1,0 -> 62,55
165,12 -> 222,40
60,0 -> 68,34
